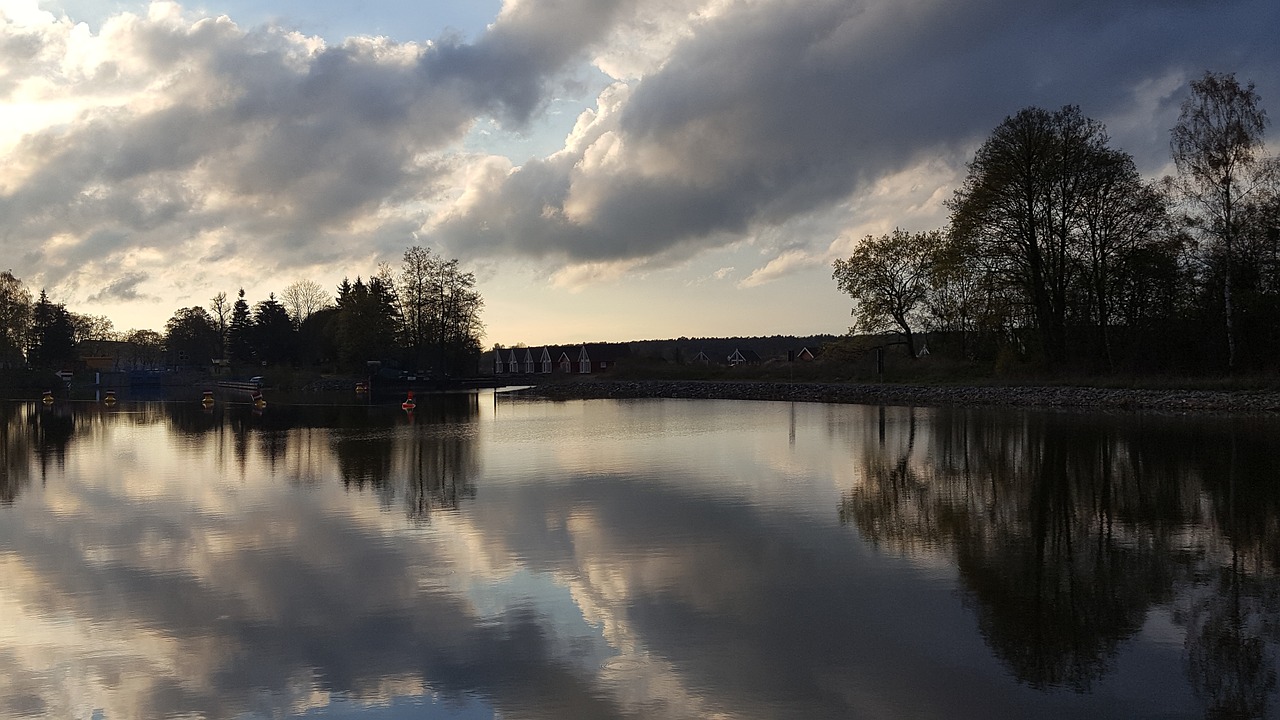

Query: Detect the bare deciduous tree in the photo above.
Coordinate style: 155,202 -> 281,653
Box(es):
949,106 -> 1113,364
280,279 -> 333,329
209,291 -> 230,355
1171,71 -> 1273,370
395,246 -> 484,374
68,312 -> 117,343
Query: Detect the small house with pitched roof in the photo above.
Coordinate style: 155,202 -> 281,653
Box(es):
492,343 -> 629,375
795,346 -> 820,362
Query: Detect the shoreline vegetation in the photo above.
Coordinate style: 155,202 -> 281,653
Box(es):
5,367 -> 1280,414
513,378 -> 1280,415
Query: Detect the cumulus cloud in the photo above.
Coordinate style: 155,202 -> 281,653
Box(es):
433,0 -> 1280,282
1,0 -> 1278,314
0,0 -> 625,303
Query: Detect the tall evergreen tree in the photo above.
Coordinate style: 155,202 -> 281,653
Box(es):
251,293 -> 294,364
27,290 -> 75,369
334,277 -> 399,369
227,288 -> 253,363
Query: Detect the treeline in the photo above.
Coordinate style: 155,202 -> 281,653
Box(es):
833,72 -> 1280,375
0,278 -> 120,370
628,335 -> 840,362
0,246 -> 484,376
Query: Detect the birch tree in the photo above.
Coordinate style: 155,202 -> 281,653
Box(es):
1171,71 -> 1273,370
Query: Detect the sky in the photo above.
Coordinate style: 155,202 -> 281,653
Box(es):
1,0 -> 1278,347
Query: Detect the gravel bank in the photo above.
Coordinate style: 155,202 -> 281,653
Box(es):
516,379 -> 1280,414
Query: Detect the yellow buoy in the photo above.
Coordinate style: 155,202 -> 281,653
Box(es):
41,390 -> 54,404
103,390 -> 117,405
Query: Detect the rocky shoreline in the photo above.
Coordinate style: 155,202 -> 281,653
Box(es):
514,379 -> 1280,414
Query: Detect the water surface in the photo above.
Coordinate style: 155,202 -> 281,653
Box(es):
2,393 -> 1278,719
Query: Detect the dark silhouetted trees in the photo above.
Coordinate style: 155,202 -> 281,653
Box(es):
164,306 -> 220,366
27,290 -> 75,369
832,229 -> 941,359
123,329 -> 165,368
396,246 -> 485,376
1171,72 -> 1275,371
0,271 -> 32,368
335,275 -> 400,369
948,106 -> 1159,365
835,74 -> 1275,375
227,289 -> 253,364
251,293 -> 293,365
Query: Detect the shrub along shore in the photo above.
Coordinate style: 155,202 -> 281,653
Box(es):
515,379 -> 1280,414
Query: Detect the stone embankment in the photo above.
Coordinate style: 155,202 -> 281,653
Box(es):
516,379 -> 1280,414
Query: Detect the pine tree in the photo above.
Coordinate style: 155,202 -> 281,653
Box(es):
27,290 -> 76,368
227,288 -> 253,363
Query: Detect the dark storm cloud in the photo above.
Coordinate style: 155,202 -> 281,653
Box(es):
435,0 -> 1280,267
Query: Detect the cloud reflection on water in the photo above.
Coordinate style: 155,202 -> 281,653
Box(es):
1,396 -> 1278,718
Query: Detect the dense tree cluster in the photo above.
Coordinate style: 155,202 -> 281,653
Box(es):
0,271 -> 33,368
0,246 -> 485,377
834,72 -> 1280,374
176,245 -> 484,375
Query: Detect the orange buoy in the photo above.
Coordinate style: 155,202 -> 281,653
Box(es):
201,390 -> 215,406
401,391 -> 416,411
252,389 -> 266,409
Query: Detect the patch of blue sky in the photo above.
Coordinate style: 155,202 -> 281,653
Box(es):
464,95 -> 599,163
41,0 -> 502,43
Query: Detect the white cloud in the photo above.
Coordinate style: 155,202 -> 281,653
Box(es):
549,258 -> 645,291
433,0 -> 1280,289
0,0 -> 1277,334
739,249 -> 821,288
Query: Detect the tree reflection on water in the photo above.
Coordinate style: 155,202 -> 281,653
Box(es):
840,408 -> 1280,717
1,401 -> 80,504
0,393 -> 480,523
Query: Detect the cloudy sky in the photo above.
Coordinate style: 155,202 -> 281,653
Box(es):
1,0 -> 1277,345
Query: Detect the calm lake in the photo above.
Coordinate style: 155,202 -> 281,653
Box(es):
2,391 -> 1279,719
